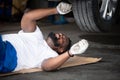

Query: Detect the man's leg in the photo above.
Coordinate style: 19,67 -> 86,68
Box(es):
0,35 -> 2,41
0,35 -> 5,60
0,42 -> 6,60
0,35 -> 17,73
0,35 -> 6,72
0,41 -> 17,73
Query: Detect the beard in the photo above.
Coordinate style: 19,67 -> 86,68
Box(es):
48,32 -> 60,47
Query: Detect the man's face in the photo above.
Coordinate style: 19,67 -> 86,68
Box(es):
47,32 -> 69,52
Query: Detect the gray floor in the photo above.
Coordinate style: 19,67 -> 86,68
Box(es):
0,22 -> 120,80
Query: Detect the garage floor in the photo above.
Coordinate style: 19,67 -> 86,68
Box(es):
0,21 -> 120,80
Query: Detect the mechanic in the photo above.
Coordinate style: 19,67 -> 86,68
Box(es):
0,2 -> 89,73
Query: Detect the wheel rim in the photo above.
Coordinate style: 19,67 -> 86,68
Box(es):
99,0 -> 118,20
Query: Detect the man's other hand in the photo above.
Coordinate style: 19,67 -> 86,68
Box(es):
57,2 -> 72,15
69,39 -> 89,56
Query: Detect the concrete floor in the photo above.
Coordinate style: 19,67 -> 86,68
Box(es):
0,22 -> 120,80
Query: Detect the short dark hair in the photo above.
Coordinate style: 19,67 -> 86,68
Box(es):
58,38 -> 72,55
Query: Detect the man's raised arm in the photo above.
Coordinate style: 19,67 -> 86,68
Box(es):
20,2 -> 72,32
21,8 -> 58,32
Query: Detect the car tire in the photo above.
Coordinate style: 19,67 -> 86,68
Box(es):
72,0 -> 119,32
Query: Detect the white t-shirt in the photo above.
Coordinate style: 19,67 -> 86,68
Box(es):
2,26 -> 58,71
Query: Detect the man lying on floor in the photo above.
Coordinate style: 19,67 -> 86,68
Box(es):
0,2 -> 89,73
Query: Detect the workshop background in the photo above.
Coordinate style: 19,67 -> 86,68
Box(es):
0,0 -> 74,24
0,0 -> 120,80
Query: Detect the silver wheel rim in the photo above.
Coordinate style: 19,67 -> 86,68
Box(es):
99,0 -> 118,20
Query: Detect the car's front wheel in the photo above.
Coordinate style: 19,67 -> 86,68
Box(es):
72,0 -> 120,32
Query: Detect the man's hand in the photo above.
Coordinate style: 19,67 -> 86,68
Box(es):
57,2 -> 72,15
69,39 -> 89,56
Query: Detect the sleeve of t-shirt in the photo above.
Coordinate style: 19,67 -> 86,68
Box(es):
38,49 -> 58,68
18,26 -> 44,40
37,42 -> 59,68
42,41 -> 58,60
44,49 -> 58,59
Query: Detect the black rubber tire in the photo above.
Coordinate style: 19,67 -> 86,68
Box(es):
72,0 -> 119,32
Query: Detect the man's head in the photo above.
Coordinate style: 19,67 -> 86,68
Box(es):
46,32 -> 71,55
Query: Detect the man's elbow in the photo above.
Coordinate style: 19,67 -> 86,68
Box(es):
41,60 -> 58,71
21,13 -> 31,26
41,64 -> 57,71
